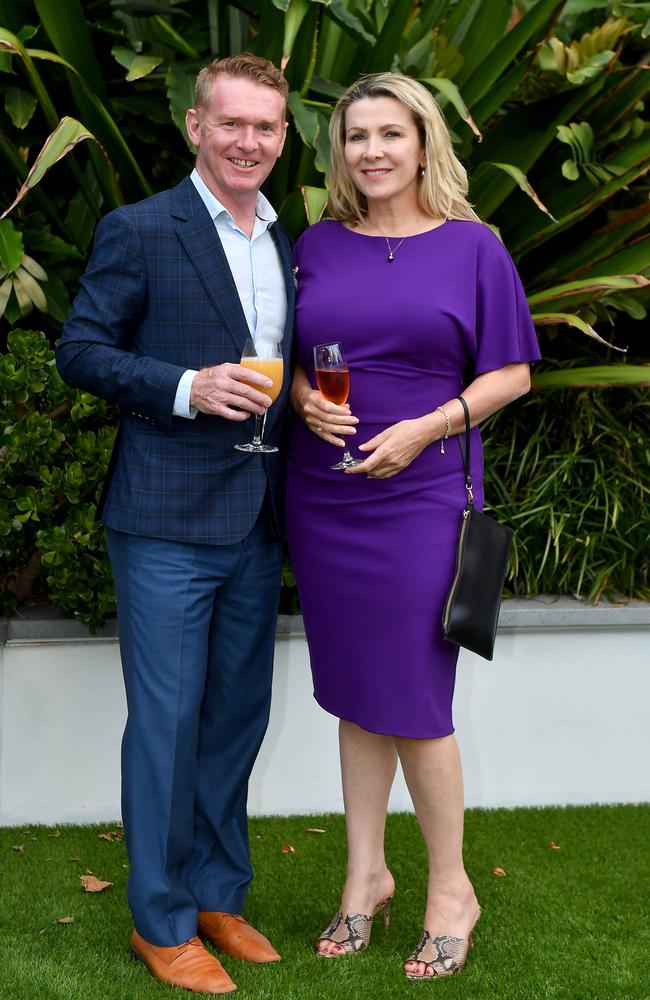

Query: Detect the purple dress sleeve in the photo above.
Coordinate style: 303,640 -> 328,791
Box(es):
471,227 -> 541,375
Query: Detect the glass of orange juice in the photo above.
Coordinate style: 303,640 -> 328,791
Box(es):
235,336 -> 284,454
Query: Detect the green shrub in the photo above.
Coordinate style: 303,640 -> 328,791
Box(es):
484,379 -> 650,602
0,329 -> 115,629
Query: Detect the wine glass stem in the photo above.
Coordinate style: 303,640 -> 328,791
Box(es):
252,411 -> 266,446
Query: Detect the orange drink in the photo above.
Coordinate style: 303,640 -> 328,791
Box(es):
241,357 -> 284,403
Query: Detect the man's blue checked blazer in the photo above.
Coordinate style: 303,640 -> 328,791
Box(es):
56,175 -> 295,545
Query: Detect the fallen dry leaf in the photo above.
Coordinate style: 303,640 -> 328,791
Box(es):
280,843 -> 295,854
80,875 -> 113,893
306,828 -> 326,834
12,845 -> 25,853
548,841 -> 561,850
492,867 -> 507,877
57,916 -> 74,925
98,831 -> 123,842
48,830 -> 61,839
69,857 -> 81,863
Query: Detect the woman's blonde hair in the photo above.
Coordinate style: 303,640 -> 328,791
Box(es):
328,73 -> 479,225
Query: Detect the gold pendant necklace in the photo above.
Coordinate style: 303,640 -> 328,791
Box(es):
384,236 -> 405,262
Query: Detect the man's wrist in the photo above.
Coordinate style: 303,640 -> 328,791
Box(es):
174,369 -> 199,419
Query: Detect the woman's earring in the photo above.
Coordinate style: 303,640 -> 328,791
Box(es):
419,164 -> 426,178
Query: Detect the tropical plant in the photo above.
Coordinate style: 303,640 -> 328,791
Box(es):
1,0 -> 649,624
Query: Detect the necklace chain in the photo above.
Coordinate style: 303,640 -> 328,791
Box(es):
383,235 -> 405,262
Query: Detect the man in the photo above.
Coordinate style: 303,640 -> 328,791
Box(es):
56,55 -> 294,995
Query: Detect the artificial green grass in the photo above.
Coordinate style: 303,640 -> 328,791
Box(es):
1,805 -> 648,1000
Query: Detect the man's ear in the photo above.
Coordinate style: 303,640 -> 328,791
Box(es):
278,119 -> 289,156
186,108 -> 200,148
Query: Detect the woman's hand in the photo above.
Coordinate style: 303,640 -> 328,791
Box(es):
291,364 -> 358,446
296,388 -> 359,447
345,418 -> 433,478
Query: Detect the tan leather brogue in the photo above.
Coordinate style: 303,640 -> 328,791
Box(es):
198,912 -> 281,964
131,930 -> 237,993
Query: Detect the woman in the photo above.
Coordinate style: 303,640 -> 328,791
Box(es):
285,73 -> 540,980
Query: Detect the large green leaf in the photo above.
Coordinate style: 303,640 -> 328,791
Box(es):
326,0 -> 375,48
368,0 -> 415,71
528,274 -> 649,309
301,185 -> 328,224
470,56 -> 533,131
532,311 -> 626,350
149,14 -> 200,58
166,63 -> 196,151
111,46 -> 163,82
0,218 -> 24,272
533,365 -> 650,389
0,28 -> 59,128
478,162 -> 556,220
462,0 -> 565,106
281,0 -> 310,69
421,77 -> 481,138
34,0 -> 109,103
0,130 -> 77,243
1,117 -> 106,220
534,205 -> 650,284
3,84 -> 37,129
589,234 -> 650,277
288,91 -> 319,145
452,0 -> 512,85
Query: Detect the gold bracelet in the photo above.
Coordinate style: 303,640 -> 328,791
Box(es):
435,405 -> 452,454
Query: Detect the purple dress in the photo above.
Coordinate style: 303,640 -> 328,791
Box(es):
286,220 -> 541,738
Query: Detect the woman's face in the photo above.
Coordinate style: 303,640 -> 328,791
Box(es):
343,96 -> 425,208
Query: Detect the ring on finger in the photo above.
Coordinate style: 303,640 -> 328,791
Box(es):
316,421 -> 322,433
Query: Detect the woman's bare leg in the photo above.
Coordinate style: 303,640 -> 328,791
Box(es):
317,719 -> 397,955
397,734 -> 480,977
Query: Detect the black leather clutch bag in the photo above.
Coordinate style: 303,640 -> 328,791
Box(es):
442,396 -> 513,661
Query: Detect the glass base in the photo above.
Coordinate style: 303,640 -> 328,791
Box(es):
235,442 -> 278,453
331,453 -> 362,470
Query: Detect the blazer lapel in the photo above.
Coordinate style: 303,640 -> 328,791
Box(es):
171,177 -> 250,353
269,221 -> 295,374
171,177 -> 294,372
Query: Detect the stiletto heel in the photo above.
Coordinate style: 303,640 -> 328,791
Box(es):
315,895 -> 393,958
403,909 -> 480,980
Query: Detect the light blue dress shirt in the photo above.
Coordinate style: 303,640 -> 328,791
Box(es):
173,168 -> 287,418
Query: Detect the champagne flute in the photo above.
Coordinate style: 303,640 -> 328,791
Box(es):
313,342 -> 362,470
235,337 -> 284,453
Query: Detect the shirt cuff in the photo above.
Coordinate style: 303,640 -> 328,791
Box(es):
173,369 -> 199,419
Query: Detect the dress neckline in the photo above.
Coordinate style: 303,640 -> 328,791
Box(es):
339,219 -> 450,240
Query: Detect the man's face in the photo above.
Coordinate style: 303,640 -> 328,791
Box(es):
186,74 -> 287,206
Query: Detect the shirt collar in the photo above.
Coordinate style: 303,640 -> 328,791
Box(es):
190,168 -> 277,230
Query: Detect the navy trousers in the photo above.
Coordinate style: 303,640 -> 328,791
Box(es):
106,515 -> 282,946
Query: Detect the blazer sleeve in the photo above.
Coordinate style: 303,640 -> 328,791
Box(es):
56,208 -> 186,431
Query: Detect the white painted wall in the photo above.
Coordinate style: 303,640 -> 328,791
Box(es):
0,621 -> 648,826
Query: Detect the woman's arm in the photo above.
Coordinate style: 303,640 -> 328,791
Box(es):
346,362 -> 531,479
291,363 -> 359,446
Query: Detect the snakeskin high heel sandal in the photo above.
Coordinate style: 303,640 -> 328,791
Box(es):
315,897 -> 392,958
403,911 -> 480,980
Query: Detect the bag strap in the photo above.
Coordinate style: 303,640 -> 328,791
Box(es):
455,395 -> 474,508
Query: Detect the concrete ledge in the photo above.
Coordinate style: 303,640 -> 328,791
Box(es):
1,598 -> 649,823
3,597 -> 649,644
